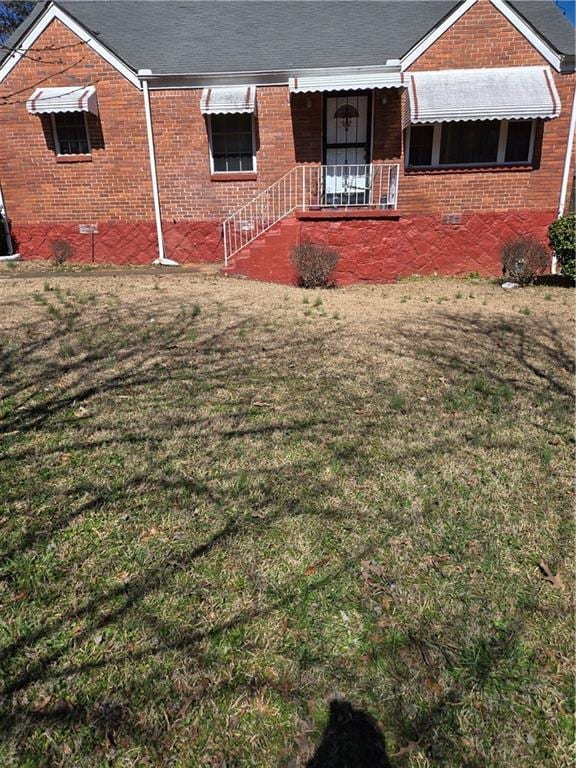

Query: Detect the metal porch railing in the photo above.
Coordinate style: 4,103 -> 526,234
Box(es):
222,163 -> 399,264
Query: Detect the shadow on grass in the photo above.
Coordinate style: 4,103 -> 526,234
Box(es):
306,699 -> 392,767
0,288 -> 572,764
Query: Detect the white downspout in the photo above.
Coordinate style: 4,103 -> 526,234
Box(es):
140,70 -> 179,266
0,179 -> 19,261
554,82 -> 576,274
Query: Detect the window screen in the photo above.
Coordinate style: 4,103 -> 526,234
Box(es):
505,121 -> 532,163
211,114 -> 254,172
439,121 -> 500,165
408,125 -> 434,167
54,113 -> 90,155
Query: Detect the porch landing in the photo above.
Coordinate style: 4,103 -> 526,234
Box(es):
296,208 -> 401,220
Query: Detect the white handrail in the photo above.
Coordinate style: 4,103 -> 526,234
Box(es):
223,163 -> 399,264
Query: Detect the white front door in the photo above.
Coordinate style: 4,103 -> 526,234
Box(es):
324,93 -> 371,205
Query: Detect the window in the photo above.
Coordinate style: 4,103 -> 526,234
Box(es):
52,112 -> 90,155
407,125 -> 434,167
505,121 -> 533,163
406,119 -> 535,168
210,114 -> 255,173
439,121 -> 500,165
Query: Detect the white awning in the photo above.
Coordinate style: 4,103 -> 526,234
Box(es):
289,72 -> 402,93
200,86 -> 256,114
26,86 -> 98,115
407,66 -> 560,123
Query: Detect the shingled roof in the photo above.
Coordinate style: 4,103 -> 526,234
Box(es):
3,0 -> 575,75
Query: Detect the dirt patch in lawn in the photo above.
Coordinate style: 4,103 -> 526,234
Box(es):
0,274 -> 573,767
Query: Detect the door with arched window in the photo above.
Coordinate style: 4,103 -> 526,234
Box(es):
323,93 -> 371,205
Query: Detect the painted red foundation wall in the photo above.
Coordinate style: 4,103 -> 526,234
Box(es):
12,210 -> 555,285
223,210 -> 557,285
11,221 -> 223,264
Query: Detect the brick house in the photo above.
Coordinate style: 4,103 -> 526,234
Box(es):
0,0 -> 574,283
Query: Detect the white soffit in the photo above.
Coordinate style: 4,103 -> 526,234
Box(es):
200,86 -> 256,114
289,72 -> 402,93
26,86 -> 98,115
408,66 -> 561,123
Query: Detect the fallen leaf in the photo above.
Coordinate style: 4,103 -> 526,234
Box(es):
115,571 -> 131,583
12,591 -> 27,602
538,561 -> 563,589
391,738 -> 421,757
140,527 -> 159,541
381,595 -> 393,610
31,695 -> 53,713
424,677 -> 443,695
191,676 -> 211,697
305,556 -> 332,575
361,560 -> 388,579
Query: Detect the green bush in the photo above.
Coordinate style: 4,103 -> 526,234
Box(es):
548,213 -> 575,278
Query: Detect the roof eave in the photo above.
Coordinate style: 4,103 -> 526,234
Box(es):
137,61 -> 402,86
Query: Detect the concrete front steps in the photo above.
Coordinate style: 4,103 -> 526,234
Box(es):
221,216 -> 300,283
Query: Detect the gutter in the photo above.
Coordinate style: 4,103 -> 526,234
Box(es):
140,71 -> 178,266
554,81 -> 576,273
137,61 -> 402,89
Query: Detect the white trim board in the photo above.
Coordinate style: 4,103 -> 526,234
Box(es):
401,0 -> 564,72
0,2 -> 140,88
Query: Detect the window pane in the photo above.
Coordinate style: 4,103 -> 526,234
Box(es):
408,125 -> 434,166
239,154 -> 254,171
211,134 -> 227,154
238,133 -> 253,153
211,113 -> 252,134
210,113 -> 254,172
226,155 -> 241,172
55,112 -> 89,155
439,121 -> 499,165
505,121 -> 532,163
213,155 -> 228,172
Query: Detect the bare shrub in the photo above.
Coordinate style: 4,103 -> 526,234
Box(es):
501,236 -> 549,285
291,242 -> 339,288
50,239 -> 74,267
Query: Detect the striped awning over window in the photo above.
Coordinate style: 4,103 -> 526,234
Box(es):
200,86 -> 256,115
289,72 -> 402,93
26,86 -> 98,115
407,66 -> 561,123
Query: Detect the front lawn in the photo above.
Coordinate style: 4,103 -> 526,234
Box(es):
0,273 -> 573,767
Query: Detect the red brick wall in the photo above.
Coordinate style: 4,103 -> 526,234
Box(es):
0,1 -> 574,271
0,19 -> 154,224
401,0 -> 576,216
150,89 -> 331,223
